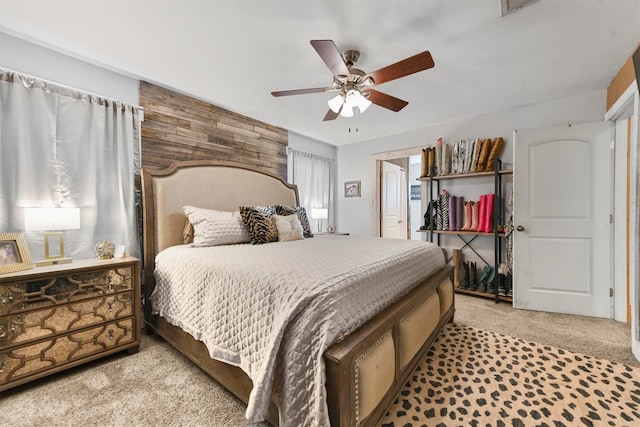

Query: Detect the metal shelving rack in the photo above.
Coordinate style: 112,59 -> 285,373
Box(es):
417,159 -> 512,303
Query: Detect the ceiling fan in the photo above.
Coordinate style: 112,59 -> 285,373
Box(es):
271,40 -> 435,121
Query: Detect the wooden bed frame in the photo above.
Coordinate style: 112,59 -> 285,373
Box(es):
141,160 -> 454,426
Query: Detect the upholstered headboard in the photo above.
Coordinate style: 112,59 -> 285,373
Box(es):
141,160 -> 299,286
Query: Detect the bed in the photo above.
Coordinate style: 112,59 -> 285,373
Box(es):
141,160 -> 455,426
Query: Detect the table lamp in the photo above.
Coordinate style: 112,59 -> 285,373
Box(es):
311,208 -> 328,232
24,207 -> 81,266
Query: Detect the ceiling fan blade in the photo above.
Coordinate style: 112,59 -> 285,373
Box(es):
310,40 -> 350,78
366,89 -> 409,112
323,109 -> 339,121
366,51 -> 434,86
271,87 -> 331,97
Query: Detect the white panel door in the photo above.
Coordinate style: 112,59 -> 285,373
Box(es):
513,122 -> 613,318
381,161 -> 406,239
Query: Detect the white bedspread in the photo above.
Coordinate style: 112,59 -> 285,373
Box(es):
152,237 -> 445,426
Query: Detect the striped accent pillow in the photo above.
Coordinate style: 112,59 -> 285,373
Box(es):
239,205 -> 278,245
275,205 -> 314,238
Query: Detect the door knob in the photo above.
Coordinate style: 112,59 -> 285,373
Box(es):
516,225 -> 525,232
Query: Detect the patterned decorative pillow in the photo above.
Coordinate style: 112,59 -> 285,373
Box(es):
182,206 -> 250,247
239,205 -> 278,245
274,214 -> 304,242
275,205 -> 314,238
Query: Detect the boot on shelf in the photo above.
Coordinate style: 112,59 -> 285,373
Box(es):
483,193 -> 495,233
506,274 -> 513,297
468,262 -> 478,290
441,143 -> 451,175
437,190 -> 449,231
456,196 -> 465,231
421,148 -> 429,178
476,138 -> 492,171
486,266 -> 497,294
428,147 -> 436,177
471,139 -> 483,172
448,195 -> 457,231
476,195 -> 487,232
461,201 -> 472,231
478,265 -> 495,293
484,137 -> 505,172
452,249 -> 462,289
498,264 -> 508,295
452,140 -> 460,174
470,201 -> 479,231
459,261 -> 469,289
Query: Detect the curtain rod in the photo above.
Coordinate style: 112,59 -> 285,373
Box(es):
0,66 -> 144,118
287,146 -> 335,162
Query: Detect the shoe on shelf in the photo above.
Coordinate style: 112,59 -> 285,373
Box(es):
498,264 -> 508,295
478,265 -> 493,292
468,262 -> 478,290
459,261 -> 469,289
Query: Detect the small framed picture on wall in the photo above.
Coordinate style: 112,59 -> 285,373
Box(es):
344,180 -> 361,198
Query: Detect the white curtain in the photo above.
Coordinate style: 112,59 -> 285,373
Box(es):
288,148 -> 335,230
0,68 -> 141,259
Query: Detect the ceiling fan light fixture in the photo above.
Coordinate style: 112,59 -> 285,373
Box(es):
355,92 -> 372,114
345,89 -> 372,114
344,89 -> 359,108
327,94 -> 344,113
339,105 -> 354,118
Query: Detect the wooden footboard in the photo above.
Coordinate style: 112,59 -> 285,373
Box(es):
324,265 -> 454,426
144,264 -> 453,426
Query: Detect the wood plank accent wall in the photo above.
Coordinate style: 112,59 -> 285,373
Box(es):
139,81 -> 288,179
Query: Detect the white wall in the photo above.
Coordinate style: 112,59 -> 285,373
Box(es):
336,90 -> 607,237
1,32 -> 139,105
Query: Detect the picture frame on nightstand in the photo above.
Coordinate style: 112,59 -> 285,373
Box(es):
0,232 -> 33,275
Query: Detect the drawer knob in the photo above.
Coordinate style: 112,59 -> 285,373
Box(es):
108,330 -> 114,340
0,326 -> 5,339
0,360 -> 4,373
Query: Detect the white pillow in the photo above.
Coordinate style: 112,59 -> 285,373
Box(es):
274,214 -> 304,242
183,205 -> 251,247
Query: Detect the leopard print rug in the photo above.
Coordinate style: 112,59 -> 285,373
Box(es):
380,324 -> 640,427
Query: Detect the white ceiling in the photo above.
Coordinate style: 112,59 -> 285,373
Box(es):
1,1 -> 639,146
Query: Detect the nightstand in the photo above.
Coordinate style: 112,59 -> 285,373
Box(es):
0,257 -> 141,392
315,232 -> 350,236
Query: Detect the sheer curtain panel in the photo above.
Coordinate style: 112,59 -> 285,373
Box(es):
288,148 -> 335,230
0,68 -> 141,259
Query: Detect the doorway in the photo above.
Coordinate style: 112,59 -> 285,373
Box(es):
513,122 -> 613,318
381,160 -> 407,239
372,149 -> 423,240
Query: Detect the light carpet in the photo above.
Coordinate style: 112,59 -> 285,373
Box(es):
1,294 -> 638,426
380,324 -> 640,427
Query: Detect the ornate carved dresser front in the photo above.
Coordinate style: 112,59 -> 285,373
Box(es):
0,257 -> 141,392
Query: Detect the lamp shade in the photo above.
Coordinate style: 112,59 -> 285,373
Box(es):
339,105 -> 354,118
327,94 -> 344,113
310,208 -> 328,220
24,207 -> 81,231
355,93 -> 372,113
